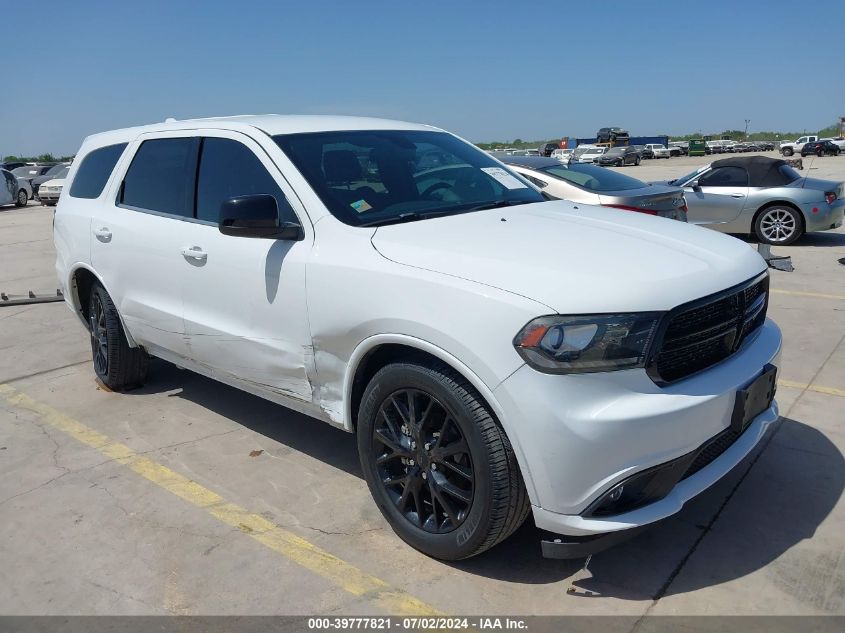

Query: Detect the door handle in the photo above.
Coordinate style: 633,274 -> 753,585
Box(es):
94,227 -> 112,241
730,193 -> 745,198
181,246 -> 207,261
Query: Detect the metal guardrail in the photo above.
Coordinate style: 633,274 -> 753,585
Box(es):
0,289 -> 64,306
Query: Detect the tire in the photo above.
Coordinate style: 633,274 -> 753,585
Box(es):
88,283 -> 149,390
782,147 -> 794,156
15,189 -> 28,207
44,201 -> 57,206
635,157 -> 640,165
357,360 -> 529,560
754,205 -> 803,245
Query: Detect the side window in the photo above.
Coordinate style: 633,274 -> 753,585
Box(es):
196,137 -> 296,223
698,166 -> 748,187
69,143 -> 127,199
121,138 -> 197,217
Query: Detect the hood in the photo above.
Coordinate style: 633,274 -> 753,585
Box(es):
370,201 -> 766,314
40,178 -> 66,187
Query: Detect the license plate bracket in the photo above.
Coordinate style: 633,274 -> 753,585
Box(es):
731,363 -> 777,434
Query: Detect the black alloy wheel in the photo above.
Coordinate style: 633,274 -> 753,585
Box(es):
357,360 -> 529,560
90,292 -> 110,377
372,389 -> 474,533
87,282 -> 149,390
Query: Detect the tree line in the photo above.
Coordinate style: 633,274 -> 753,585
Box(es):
3,153 -> 75,163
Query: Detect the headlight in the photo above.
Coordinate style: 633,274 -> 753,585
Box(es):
513,313 -> 662,374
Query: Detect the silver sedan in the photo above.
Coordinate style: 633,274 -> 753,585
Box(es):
499,156 -> 687,221
1,168 -> 32,207
662,156 -> 844,245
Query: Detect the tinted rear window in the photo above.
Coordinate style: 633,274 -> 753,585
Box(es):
539,163 -> 645,192
69,143 -> 127,199
120,138 -> 197,216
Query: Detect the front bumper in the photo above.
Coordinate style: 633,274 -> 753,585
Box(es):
493,318 -> 782,542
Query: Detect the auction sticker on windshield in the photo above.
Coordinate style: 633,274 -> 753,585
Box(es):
481,167 -> 528,189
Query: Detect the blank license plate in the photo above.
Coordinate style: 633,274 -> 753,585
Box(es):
731,364 -> 777,434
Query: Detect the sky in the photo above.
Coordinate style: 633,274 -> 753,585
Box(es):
2,0 -> 843,156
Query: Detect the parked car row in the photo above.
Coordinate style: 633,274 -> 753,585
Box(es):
0,161 -> 72,207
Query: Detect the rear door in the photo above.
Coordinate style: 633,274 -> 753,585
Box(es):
179,130 -> 315,404
684,165 -> 749,227
90,133 -> 198,356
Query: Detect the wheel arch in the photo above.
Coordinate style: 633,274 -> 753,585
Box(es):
67,264 -> 139,347
752,199 -> 806,232
344,334 -> 538,504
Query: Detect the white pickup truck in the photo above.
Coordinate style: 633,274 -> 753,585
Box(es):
779,135 -> 818,156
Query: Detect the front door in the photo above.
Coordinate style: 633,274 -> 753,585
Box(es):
179,131 -> 314,405
684,165 -> 749,227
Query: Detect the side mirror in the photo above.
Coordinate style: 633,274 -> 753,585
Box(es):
218,194 -> 303,240
689,181 -> 701,191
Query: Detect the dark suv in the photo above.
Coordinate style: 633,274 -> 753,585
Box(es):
801,140 -> 841,157
538,142 -> 560,157
597,127 -> 629,144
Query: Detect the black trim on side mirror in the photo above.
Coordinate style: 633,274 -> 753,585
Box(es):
218,194 -> 303,240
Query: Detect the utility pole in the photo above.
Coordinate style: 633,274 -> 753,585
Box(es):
744,119 -> 750,140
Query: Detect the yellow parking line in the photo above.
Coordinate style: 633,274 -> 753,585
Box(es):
778,379 -> 845,398
770,289 -> 845,301
0,383 -> 442,616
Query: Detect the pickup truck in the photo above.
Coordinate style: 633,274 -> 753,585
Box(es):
779,135 -> 818,156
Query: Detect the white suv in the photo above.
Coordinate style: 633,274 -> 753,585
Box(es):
54,115 -> 782,560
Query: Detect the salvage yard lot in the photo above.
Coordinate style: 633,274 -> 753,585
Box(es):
1,156 -> 843,616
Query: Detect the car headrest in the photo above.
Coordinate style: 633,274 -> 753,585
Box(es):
323,150 -> 362,183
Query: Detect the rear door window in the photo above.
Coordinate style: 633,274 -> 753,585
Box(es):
120,138 -> 198,217
195,137 -> 296,223
69,143 -> 128,199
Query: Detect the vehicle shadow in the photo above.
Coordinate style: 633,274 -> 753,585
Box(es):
129,359 -> 363,478
130,364 -> 842,599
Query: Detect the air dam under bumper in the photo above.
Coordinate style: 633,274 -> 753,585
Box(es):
493,318 -> 782,552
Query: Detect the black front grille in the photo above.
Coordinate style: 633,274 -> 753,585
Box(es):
648,274 -> 769,384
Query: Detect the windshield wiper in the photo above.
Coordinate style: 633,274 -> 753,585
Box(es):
466,200 -> 532,212
358,209 -> 455,227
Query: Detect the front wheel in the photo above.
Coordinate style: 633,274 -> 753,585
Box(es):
357,360 -> 529,560
754,205 -> 803,245
88,283 -> 149,390
782,147 -> 794,156
15,189 -> 28,207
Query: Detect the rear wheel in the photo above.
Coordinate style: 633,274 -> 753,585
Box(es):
88,283 -> 149,390
357,360 -> 529,560
754,205 -> 803,245
15,189 -> 27,207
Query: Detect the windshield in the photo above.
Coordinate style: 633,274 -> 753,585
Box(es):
671,166 -> 709,185
584,148 -> 605,155
45,164 -> 67,176
52,167 -> 70,180
273,130 -> 543,227
606,148 -> 625,155
539,163 -> 646,192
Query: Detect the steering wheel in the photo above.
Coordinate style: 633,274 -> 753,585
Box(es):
420,181 -> 453,198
